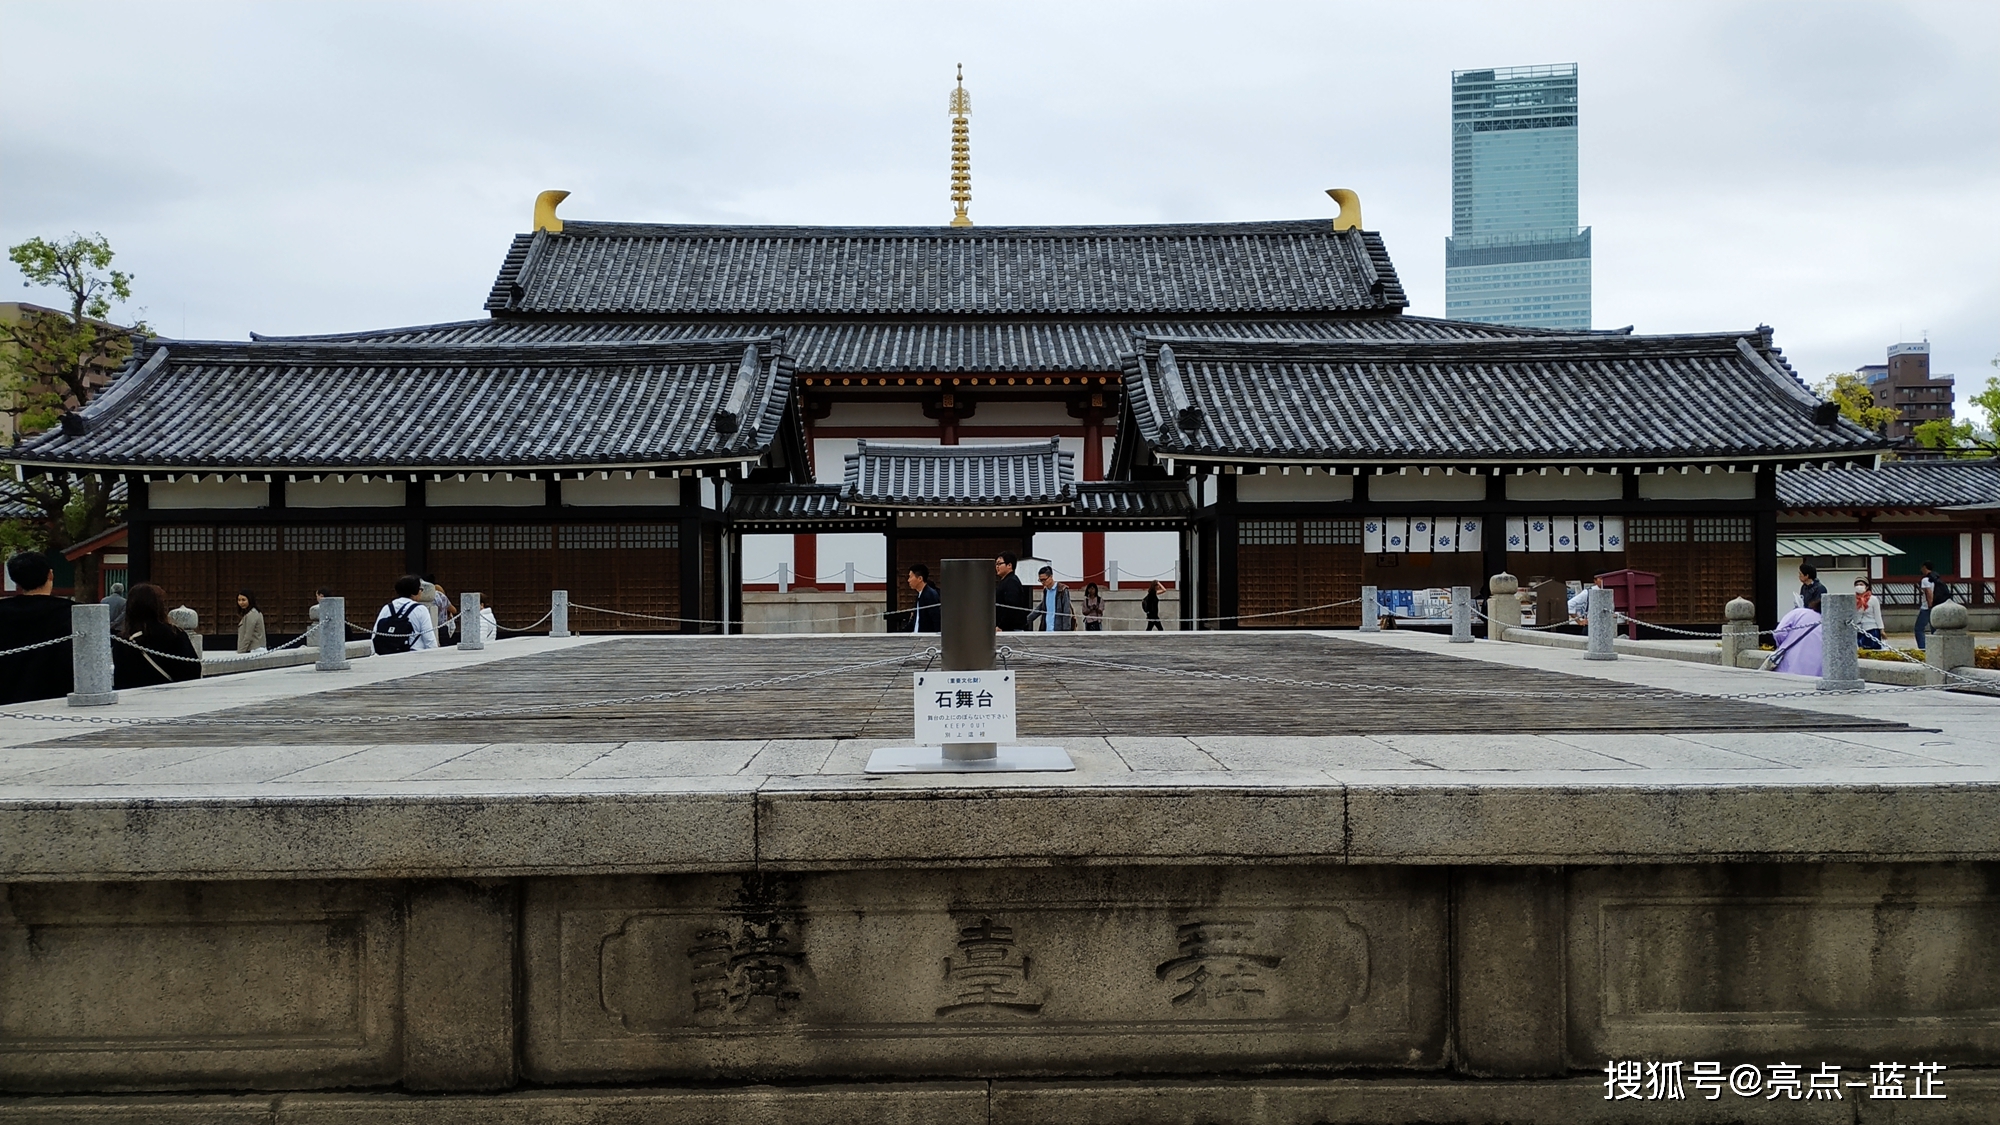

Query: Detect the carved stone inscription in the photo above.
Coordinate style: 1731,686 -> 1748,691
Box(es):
936,917 -> 1043,1019
531,867 -> 1445,1082
1156,920 -> 1283,1011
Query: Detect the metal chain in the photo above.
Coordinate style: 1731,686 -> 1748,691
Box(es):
0,634 -> 72,659
1,648 -> 941,726
994,644 -> 1987,702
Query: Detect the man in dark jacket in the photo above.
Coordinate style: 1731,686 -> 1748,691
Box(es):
994,553 -> 1032,631
906,564 -> 942,633
0,551 -> 74,705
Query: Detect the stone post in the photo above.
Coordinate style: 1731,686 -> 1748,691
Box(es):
1818,592 -> 1865,692
844,562 -> 855,593
1585,587 -> 1617,661
550,590 -> 571,638
1487,573 -> 1521,638
1108,561 -> 1120,591
1359,585 -> 1379,632
1450,585 -> 1473,643
940,558 -> 997,763
459,592 -> 484,651
1719,597 -> 1757,670
1927,602 -> 1974,679
67,602 -> 117,707
317,596 -> 351,671
777,562 -> 789,594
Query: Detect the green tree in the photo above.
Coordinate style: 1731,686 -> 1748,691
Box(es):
1814,371 -> 1900,434
1913,369 -> 2000,459
1,233 -> 145,594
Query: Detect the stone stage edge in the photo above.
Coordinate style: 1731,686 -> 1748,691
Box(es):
1,630 -> 1996,1124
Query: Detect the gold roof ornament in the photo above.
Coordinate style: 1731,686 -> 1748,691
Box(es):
949,65 -> 972,227
1325,188 -> 1362,232
534,189 -> 571,234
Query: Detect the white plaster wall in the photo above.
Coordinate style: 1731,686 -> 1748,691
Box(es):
814,533 -> 888,586
286,478 -> 404,508
741,534 -> 793,585
1505,473 -> 1622,502
961,401 -> 1073,426
820,401 -> 932,427
562,475 -> 681,507
1236,472 -> 1355,503
1639,472 -> 1756,500
1104,531 -> 1179,586
426,478 -> 545,507
1367,473 -> 1487,503
149,478 -> 270,509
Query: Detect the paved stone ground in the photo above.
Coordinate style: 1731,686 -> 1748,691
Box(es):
17,632 -> 1903,748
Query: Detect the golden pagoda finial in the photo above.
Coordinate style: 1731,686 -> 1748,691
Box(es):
948,64 -> 972,227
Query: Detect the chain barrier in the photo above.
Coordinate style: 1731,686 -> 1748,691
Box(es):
0,634 -> 74,659
1613,615 -> 1776,640
994,644 -> 1986,702
570,595 -> 1368,630
1466,606 -> 1572,631
0,648 -> 941,726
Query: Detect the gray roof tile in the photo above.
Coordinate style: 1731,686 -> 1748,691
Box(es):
483,221 -> 1408,316
256,315 -> 1567,375
1117,334 -> 1889,465
843,439 -> 1075,510
1778,459 -> 2000,511
13,338 -> 798,473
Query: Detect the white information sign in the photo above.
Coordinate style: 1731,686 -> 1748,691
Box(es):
914,670 -> 1017,744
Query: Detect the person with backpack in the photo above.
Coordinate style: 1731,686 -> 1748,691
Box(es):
373,574 -> 437,654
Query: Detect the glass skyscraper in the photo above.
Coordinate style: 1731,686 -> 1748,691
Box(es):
1446,64 -> 1591,329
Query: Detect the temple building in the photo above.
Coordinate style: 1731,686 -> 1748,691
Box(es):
5,77 -> 1888,636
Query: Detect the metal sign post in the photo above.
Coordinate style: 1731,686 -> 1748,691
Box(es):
865,558 -> 1075,773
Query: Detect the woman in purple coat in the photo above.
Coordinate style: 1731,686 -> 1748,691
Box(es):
1770,595 -> 1824,677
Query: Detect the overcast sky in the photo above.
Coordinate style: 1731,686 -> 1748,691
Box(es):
3,1 -> 1995,403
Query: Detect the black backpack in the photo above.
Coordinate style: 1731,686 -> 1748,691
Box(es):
374,601 -> 418,654
1932,578 -> 1955,605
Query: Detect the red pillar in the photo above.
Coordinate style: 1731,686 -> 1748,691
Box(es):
1083,416 -> 1105,584
793,533 -> 818,590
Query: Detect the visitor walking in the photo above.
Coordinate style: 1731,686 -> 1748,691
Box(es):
1853,578 -> 1885,650
994,553 -> 1031,632
113,583 -> 203,689
906,564 -> 941,633
475,594 -> 499,644
102,582 -> 127,633
1080,583 -> 1104,631
1916,561 -> 1940,651
235,590 -> 267,653
1567,575 -> 1604,624
0,551 -> 74,705
1028,566 -> 1075,632
1142,581 -> 1165,631
373,575 -> 438,654
1768,592 -> 1824,677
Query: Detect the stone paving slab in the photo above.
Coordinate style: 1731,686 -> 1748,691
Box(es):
3,631 -> 1998,879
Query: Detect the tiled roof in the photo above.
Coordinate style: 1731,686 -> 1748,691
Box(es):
1777,459 -> 2000,511
257,315 -> 1562,375
1035,481 -> 1194,527
10,338 -> 800,474
843,439 -> 1075,511
726,484 -> 875,527
482,221 -> 1408,316
1115,334 -> 1888,466
727,478 -> 1188,527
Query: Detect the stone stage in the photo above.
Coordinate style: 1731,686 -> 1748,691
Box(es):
2,631 -> 1996,1122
